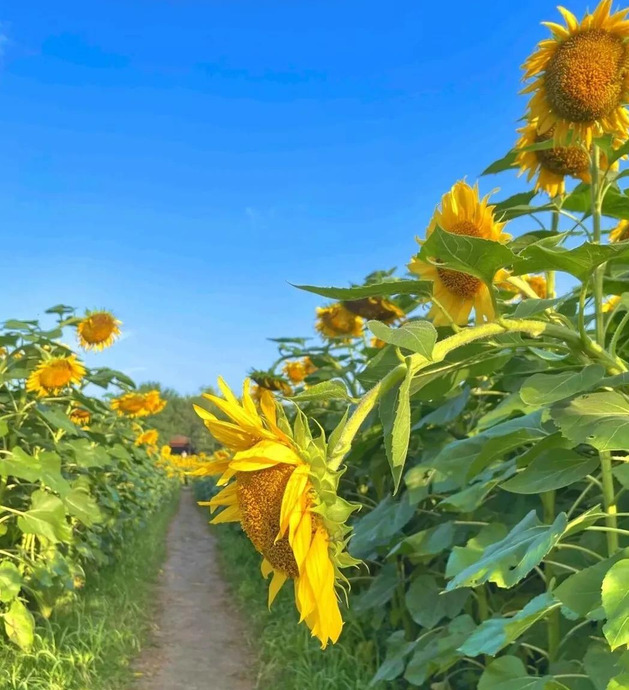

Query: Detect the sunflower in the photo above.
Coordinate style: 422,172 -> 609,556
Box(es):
194,379 -> 359,648
522,0 -> 629,146
77,310 -> 121,351
282,357 -> 317,385
69,406 -> 91,427
522,274 -> 548,299
26,355 -> 86,397
143,390 -> 167,415
315,304 -> 364,339
342,297 -> 405,323
135,428 -> 159,448
603,294 -> 623,312
610,219 -> 629,242
111,392 -> 150,417
408,181 -> 511,326
250,371 -> 292,396
370,337 -> 387,349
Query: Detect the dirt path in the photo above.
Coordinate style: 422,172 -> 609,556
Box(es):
134,488 -> 254,690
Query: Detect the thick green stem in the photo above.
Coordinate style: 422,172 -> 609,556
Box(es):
600,451 -> 619,556
542,490 -> 559,661
591,145 -> 605,346
546,208 -> 559,299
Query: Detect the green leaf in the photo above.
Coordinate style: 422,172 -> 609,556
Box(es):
63,487 -> 102,527
446,523 -> 509,579
354,564 -> 399,612
512,297 -> 566,318
379,367 -> 413,493
446,511 -> 567,590
552,391 -> 629,451
37,404 -> 77,433
513,240 -> 629,280
45,304 -> 75,315
405,575 -> 469,629
370,631 -> 416,686
291,379 -> 352,402
419,225 -> 516,285
608,674 -> 629,690
293,279 -> 432,300
60,439 -> 112,468
3,600 -> 34,650
459,592 -> 559,657
349,496 -> 415,560
478,655 -> 569,690
413,386 -> 470,430
520,365 -> 605,406
0,420 -> 8,438
556,553 -> 627,618
501,449 -> 598,494
367,320 -> 437,358
482,150 -> 518,175
17,490 -> 72,543
0,562 -> 22,603
603,559 -> 629,650
399,522 -> 455,561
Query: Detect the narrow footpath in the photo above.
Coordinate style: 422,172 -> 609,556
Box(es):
134,488 -> 254,690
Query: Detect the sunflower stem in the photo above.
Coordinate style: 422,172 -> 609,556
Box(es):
546,208 -> 559,298
590,144 -> 605,346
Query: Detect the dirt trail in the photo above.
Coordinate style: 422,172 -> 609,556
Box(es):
134,488 -> 254,690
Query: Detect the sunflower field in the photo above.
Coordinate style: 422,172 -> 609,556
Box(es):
188,1 -> 629,688
0,306 -> 175,669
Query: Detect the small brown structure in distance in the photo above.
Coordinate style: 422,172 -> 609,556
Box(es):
169,435 -> 195,456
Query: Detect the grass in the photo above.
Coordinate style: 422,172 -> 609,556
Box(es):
0,489 -> 179,690
213,522 -> 388,690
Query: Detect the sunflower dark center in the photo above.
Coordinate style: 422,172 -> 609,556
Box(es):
236,465 -> 299,578
535,131 -> 590,176
434,220 -> 483,297
545,29 -> 627,122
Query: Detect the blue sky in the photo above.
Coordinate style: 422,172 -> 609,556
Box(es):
0,0 -> 594,393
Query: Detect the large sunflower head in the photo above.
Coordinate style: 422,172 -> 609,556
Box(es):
194,378 -> 360,648
76,310 -> 121,351
143,390 -> 167,415
26,355 -> 86,397
408,180 -> 510,326
315,303 -> 364,339
522,0 -> 629,146
111,392 -> 149,417
342,297 -> 405,323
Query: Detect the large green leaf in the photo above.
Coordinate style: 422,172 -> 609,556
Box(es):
60,439 -> 112,468
0,449 -> 70,496
63,487 -> 102,527
446,511 -> 567,590
419,226 -> 516,285
603,559 -> 629,650
353,564 -> 399,613
36,404 -> 77,433
398,522 -> 456,561
349,495 -> 415,560
367,320 -> 437,358
520,365 -> 605,406
478,656 -> 569,690
555,553 -> 627,618
370,631 -> 416,686
459,592 -> 559,657
552,391 -> 629,451
0,562 -> 22,604
291,379 -> 352,402
17,490 -> 72,543
482,150 -> 518,175
513,240 -> 629,280
379,366 -> 413,492
3,600 -> 34,651
405,575 -> 468,629
413,386 -> 470,430
446,523 -> 509,580
501,449 -> 598,494
293,279 -> 432,300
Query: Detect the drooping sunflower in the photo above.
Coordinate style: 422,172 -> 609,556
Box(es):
515,119 -> 592,196
282,357 -> 317,385
522,0 -> 629,146
408,180 -> 511,326
194,379 -> 359,648
26,355 -> 86,397
77,310 -> 122,351
523,274 -> 548,299
610,219 -> 629,242
315,303 -> 364,339
250,371 -> 292,396
111,392 -> 150,417
342,297 -> 405,323
603,294 -> 623,312
69,406 -> 91,428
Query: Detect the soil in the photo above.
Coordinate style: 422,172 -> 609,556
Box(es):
133,488 -> 255,690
